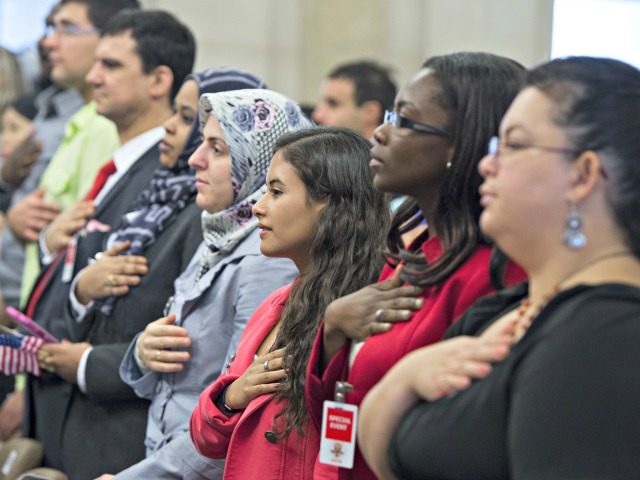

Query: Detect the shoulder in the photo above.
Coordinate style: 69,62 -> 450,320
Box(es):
520,284 -> 640,373
265,283 -> 295,306
544,283 -> 640,329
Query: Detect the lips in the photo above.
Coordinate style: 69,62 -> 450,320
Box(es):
478,184 -> 495,207
257,223 -> 272,238
159,141 -> 172,154
369,146 -> 385,169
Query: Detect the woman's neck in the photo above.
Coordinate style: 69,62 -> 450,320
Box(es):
415,197 -> 438,239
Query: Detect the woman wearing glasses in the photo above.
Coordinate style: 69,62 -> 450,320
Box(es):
306,52 -> 526,479
359,56 -> 640,479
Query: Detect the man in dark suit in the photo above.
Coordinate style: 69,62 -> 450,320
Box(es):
22,8 -> 197,479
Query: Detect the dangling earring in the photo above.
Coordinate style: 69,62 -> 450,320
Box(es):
563,203 -> 587,249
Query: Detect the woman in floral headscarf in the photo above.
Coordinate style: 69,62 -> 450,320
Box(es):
102,87 -> 308,480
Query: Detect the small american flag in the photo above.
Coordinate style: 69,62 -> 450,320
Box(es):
0,334 -> 45,375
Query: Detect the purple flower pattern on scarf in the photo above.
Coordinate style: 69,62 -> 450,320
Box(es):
233,105 -> 254,132
252,100 -> 275,131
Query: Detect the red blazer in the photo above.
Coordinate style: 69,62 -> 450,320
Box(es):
306,237 -> 525,479
190,284 -> 320,480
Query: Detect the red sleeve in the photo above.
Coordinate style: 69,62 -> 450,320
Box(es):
189,372 -> 241,458
189,285 -> 292,458
305,322 -> 349,430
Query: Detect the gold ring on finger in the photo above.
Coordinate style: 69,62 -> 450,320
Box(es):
155,350 -> 160,361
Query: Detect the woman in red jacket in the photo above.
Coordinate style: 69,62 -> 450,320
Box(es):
190,127 -> 388,479
306,52 -> 527,479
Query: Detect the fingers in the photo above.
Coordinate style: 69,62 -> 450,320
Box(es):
147,348 -> 191,366
377,266 -> 405,291
20,228 -> 40,242
266,347 -> 286,360
105,241 -> 132,256
119,259 -> 149,275
142,319 -> 191,349
26,207 -> 60,225
242,381 -> 286,401
28,194 -> 61,216
480,314 -> 517,342
256,369 -> 287,385
368,321 -> 392,336
107,272 -> 144,287
368,296 -> 422,333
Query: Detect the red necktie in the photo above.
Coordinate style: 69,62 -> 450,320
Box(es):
84,159 -> 117,201
24,159 -> 117,317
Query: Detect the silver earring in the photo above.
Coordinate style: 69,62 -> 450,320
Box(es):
563,203 -> 587,249
446,160 -> 452,169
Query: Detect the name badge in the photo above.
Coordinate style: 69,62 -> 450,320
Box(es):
319,400 -> 358,469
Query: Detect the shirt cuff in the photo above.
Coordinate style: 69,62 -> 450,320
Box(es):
38,229 -> 56,265
69,274 -> 93,321
77,346 -> 93,393
133,335 -> 151,374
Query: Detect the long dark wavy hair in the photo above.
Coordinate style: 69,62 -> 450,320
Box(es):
388,52 -> 525,287
270,127 -> 389,437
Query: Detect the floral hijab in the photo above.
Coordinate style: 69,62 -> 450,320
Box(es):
198,89 -> 312,277
100,68 -> 266,314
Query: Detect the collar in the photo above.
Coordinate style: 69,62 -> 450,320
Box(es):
112,126 -> 165,172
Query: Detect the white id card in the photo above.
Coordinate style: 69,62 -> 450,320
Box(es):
319,400 -> 358,469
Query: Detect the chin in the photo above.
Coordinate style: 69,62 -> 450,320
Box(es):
159,155 -> 177,168
479,212 -> 497,239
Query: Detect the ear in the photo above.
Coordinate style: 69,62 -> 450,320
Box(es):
148,65 -> 174,100
566,150 -> 604,203
360,100 -> 383,128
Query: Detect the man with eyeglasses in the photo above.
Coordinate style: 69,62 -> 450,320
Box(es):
10,0 -> 140,319
22,8 -> 196,479
0,0 -> 138,468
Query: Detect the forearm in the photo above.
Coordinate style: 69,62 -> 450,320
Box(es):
359,372 -> 417,480
190,375 -> 241,459
321,323 -> 349,370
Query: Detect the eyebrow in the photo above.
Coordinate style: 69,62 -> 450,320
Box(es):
178,105 -> 196,115
267,178 -> 285,187
503,125 -> 529,137
205,135 -> 225,142
395,100 -> 417,110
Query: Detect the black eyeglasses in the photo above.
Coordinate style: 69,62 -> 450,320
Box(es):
487,136 -> 608,179
383,110 -> 449,137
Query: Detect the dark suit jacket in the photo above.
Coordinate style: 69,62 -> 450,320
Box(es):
23,142 -> 202,480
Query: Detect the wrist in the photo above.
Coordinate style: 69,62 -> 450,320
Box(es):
75,274 -> 91,305
216,385 -> 243,416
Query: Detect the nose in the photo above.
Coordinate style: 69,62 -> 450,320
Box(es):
311,104 -> 326,125
188,142 -> 207,170
163,114 -> 177,135
41,31 -> 58,50
478,152 -> 497,179
85,62 -> 100,86
372,122 -> 389,146
252,192 -> 267,218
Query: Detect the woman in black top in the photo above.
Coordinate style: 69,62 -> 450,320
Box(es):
358,56 -> 640,479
